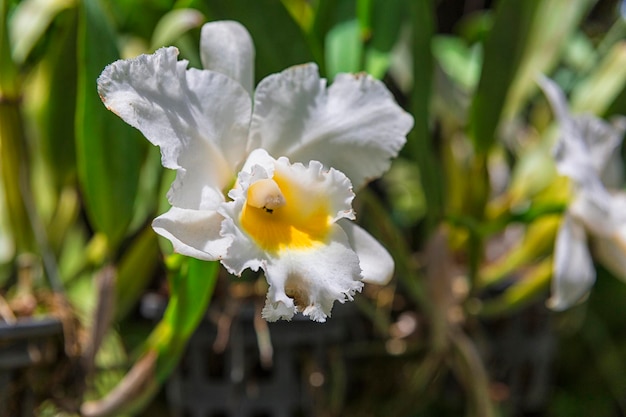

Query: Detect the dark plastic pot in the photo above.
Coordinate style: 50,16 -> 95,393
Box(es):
0,318 -> 64,417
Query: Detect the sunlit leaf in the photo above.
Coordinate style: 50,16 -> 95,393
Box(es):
571,41 -> 626,116
8,0 -> 74,64
503,0 -> 594,120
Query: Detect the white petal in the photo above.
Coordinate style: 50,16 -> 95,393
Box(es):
548,214 -> 595,311
569,190 -> 613,237
273,157 -> 356,223
537,75 -> 571,122
572,115 -> 626,176
200,21 -> 255,96
593,192 -> 626,283
97,47 -> 251,209
594,231 -> 626,284
538,76 -> 626,189
218,198 -> 265,276
152,207 -> 231,261
261,225 -> 363,322
249,63 -> 413,189
339,220 -> 394,285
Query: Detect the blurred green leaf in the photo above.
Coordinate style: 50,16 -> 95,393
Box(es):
150,257 -> 219,380
76,0 -> 145,249
38,7 -> 78,189
281,0 -> 314,32
503,0 -> 594,120
407,0 -> 442,233
432,35 -> 481,91
149,8 -> 204,51
325,18 -> 361,77
563,30 -> 597,73
0,104 -> 34,252
479,257 -> 552,317
0,1 -> 34,252
369,0 -> 405,53
571,41 -> 626,116
115,225 -> 160,320
469,0 -> 541,154
364,0 -> 407,79
1,0 -> 19,98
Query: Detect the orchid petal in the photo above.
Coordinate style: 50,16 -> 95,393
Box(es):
548,214 -> 595,311
593,192 -> 626,282
538,76 -> 626,190
152,207 -> 231,261
594,231 -> 626,284
261,225 -> 363,322
572,115 -> 626,176
569,190 -> 614,237
249,63 -> 413,189
339,220 -> 394,285
97,47 -> 251,209
200,20 -> 255,96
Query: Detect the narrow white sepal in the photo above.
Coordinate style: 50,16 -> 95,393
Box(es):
548,214 -> 595,311
340,220 -> 394,285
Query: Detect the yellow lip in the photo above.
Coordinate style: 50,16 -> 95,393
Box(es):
240,166 -> 332,252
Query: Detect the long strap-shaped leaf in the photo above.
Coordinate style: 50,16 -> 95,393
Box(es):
468,0 -> 541,155
76,0 -> 144,249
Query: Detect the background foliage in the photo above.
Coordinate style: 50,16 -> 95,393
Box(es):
1,0 -> 626,416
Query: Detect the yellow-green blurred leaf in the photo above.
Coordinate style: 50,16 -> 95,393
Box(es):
115,225 -> 161,320
571,41 -> 626,116
503,0 -> 594,120
8,0 -> 74,64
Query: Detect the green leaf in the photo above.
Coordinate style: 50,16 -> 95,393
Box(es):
571,41 -> 626,116
148,257 -> 219,380
8,0 -> 74,65
502,0 -> 594,120
0,0 -> 19,98
364,0 -> 407,79
76,0 -> 145,248
115,225 -> 161,320
0,2 -> 33,251
325,18 -> 361,78
468,0 -> 541,154
38,7 -> 78,189
432,35 -> 482,91
407,0 -> 443,234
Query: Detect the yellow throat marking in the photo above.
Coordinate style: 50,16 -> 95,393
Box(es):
240,171 -> 332,252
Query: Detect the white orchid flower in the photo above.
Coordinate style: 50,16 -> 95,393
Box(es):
97,21 -> 414,322
538,76 -> 626,310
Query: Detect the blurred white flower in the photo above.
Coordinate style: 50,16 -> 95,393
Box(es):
97,21 -> 413,322
539,76 -> 626,310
